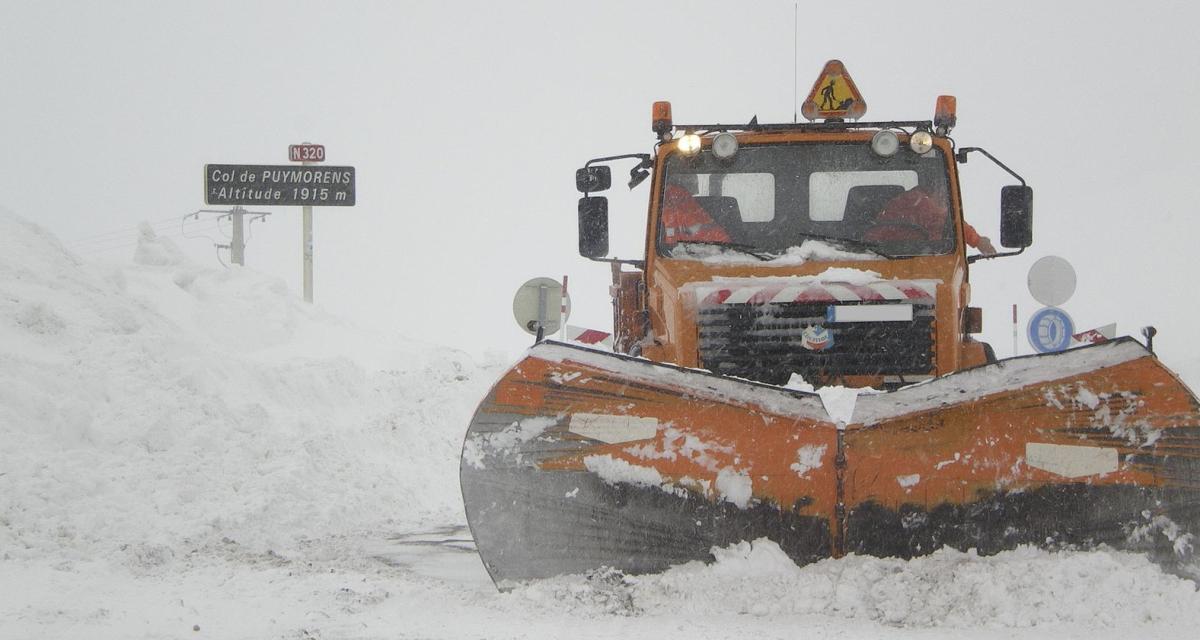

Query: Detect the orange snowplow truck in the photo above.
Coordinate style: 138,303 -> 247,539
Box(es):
461,62 -> 1200,588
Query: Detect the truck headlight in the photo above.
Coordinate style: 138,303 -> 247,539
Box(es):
712,132 -> 738,160
909,130 -> 934,154
678,133 -> 702,155
871,130 -> 899,157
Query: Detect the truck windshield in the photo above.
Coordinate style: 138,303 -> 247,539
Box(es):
658,141 -> 954,261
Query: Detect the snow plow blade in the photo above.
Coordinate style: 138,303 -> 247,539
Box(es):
460,339 -> 1200,587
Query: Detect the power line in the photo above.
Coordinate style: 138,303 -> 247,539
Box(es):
71,218 -> 215,247
66,217 -> 215,249
64,215 -> 193,245
72,222 -> 222,256
67,208 -> 271,269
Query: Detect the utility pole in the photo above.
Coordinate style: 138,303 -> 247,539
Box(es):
222,205 -> 269,267
187,207 -> 269,267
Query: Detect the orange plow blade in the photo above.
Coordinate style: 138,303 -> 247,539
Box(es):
460,339 -> 1200,587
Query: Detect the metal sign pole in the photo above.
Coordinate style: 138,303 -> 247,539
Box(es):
559,275 -> 568,341
231,205 -> 246,266
302,148 -> 313,303
303,203 -> 313,302
1012,304 -> 1018,357
535,284 -> 548,343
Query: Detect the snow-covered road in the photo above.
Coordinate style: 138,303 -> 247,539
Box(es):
8,525 -> 1198,639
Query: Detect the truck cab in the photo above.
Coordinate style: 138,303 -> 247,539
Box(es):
578,81 -> 1032,390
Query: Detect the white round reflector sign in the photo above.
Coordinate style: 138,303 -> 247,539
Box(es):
512,277 -> 571,336
1027,255 -> 1077,307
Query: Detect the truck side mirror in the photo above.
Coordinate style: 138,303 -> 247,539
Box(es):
576,166 -> 611,193
578,197 -> 609,258
1000,185 -> 1033,248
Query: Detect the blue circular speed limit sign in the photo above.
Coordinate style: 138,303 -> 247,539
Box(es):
1027,307 -> 1074,353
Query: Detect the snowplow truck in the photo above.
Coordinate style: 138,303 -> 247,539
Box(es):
461,64 -> 1200,587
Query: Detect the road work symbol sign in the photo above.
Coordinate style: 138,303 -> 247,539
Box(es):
205,164 -> 356,207
801,60 -> 867,121
1028,307 -> 1075,353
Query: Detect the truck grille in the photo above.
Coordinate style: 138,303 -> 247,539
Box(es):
697,301 -> 935,386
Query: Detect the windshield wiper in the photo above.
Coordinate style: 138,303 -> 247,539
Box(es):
673,240 -> 778,261
797,234 -> 895,259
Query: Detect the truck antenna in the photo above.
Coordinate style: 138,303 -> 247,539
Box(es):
793,2 -> 798,123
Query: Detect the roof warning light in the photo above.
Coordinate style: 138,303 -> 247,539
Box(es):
652,101 -> 673,140
935,95 -> 957,134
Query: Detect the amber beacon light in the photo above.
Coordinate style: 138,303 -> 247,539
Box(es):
935,95 -> 957,134
652,101 -> 673,140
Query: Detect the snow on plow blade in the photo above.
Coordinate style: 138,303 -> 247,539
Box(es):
460,339 -> 1200,587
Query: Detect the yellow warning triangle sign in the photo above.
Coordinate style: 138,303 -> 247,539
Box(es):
801,60 -> 867,121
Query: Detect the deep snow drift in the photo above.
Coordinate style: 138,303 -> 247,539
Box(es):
0,212 -> 495,568
2,208 -> 1199,639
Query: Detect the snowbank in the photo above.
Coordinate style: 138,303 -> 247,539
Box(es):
0,208 -> 499,565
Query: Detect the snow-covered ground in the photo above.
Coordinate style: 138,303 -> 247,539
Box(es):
3,207 -> 1199,639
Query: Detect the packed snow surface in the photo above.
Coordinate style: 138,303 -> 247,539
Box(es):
516,539 -> 1200,628
3,207 -> 1199,639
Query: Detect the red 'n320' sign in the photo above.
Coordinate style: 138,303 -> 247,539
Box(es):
289,144 -> 325,162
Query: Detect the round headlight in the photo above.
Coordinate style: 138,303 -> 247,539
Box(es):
871,130 -> 899,157
909,130 -> 934,154
677,133 -> 702,155
712,132 -> 738,160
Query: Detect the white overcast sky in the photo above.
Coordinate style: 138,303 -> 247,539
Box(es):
2,0 -> 1199,365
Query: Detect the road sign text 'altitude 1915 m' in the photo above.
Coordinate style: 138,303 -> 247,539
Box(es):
205,164 -> 356,207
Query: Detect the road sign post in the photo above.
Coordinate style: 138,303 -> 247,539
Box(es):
204,144 -> 354,303
299,144 -> 316,303
303,201 -> 313,302
1012,303 -> 1018,357
231,206 -> 245,266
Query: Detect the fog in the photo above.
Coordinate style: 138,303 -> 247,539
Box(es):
3,0 -> 1198,364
